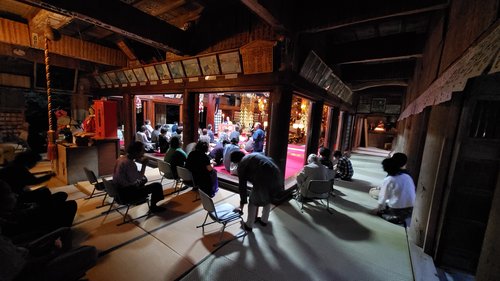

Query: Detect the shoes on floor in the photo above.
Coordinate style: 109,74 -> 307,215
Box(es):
242,222 -> 252,232
150,206 -> 166,213
255,217 -> 267,227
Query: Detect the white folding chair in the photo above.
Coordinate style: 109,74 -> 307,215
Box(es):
300,180 -> 334,214
157,160 -> 180,193
197,189 -> 245,246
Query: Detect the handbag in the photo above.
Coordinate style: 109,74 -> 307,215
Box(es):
208,169 -> 219,198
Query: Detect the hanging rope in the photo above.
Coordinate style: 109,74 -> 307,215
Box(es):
44,25 -> 59,160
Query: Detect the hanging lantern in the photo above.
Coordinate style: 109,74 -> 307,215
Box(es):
199,93 -> 204,113
135,96 -> 142,113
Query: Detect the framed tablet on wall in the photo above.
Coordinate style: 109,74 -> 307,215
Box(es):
144,66 -> 159,81
167,61 -> 185,78
371,98 -> 386,113
133,67 -> 148,82
199,55 -> 220,75
154,63 -> 171,80
182,58 -> 202,77
124,69 -> 138,83
218,51 -> 242,74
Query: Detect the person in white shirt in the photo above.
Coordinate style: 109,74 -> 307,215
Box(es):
135,126 -> 155,152
296,154 -> 333,200
144,120 -> 154,139
372,157 -> 416,224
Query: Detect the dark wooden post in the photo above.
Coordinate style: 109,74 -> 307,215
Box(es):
267,86 -> 293,179
330,107 -> 340,151
123,93 -> 134,150
305,99 -> 324,161
206,94 -> 216,128
181,89 -> 199,147
323,106 -> 334,150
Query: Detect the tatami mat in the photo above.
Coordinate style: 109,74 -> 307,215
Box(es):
40,153 -> 414,281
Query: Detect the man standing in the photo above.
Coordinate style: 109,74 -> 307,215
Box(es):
252,122 -> 265,153
333,150 -> 354,180
231,152 -> 283,231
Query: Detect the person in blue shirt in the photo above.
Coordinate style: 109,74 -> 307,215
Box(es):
252,122 -> 265,153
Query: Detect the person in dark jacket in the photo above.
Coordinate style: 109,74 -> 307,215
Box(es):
231,152 -> 283,231
185,141 -> 218,197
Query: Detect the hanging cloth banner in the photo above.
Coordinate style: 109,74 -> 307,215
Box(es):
398,23 -> 500,121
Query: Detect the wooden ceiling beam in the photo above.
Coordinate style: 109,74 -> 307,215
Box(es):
18,0 -> 190,55
138,0 -> 187,17
116,40 -> 137,61
298,0 -> 448,33
0,41 -> 108,72
327,33 -> 425,65
349,80 -> 408,91
240,0 -> 286,32
340,61 -> 416,81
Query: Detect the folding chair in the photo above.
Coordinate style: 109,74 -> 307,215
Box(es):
176,166 -> 199,200
83,167 -> 108,207
157,160 -> 180,193
300,180 -> 334,214
197,189 -> 245,246
101,178 -> 151,225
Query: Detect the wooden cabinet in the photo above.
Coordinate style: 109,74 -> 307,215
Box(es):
94,100 -> 117,139
56,144 -> 98,185
55,139 -> 119,184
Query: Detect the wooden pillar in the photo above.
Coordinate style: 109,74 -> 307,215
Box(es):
329,107 -> 340,151
206,94 -> 216,128
267,86 -> 292,178
305,100 -> 324,161
146,99 -> 155,124
182,89 -> 199,147
123,93 -> 134,150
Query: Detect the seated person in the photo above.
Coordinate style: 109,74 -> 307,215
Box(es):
0,181 -> 97,281
318,147 -> 333,170
223,138 -> 241,172
185,141 -> 218,197
0,176 -> 76,239
113,142 -> 165,213
218,128 -> 230,144
209,140 -> 229,166
135,126 -> 155,152
369,152 -> 408,199
199,129 -> 211,145
333,150 -> 354,180
371,157 -> 416,224
158,128 -> 169,154
163,136 -> 186,179
150,124 -> 162,147
229,125 -> 240,142
206,124 -> 215,143
0,151 -> 77,236
296,154 -> 331,200
144,120 -> 154,140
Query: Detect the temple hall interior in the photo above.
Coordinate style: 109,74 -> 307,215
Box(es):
0,0 -> 499,280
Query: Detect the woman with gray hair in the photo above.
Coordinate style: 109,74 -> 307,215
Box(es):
296,154 -> 331,201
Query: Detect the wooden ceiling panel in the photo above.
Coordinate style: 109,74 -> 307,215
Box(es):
0,0 -> 40,20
